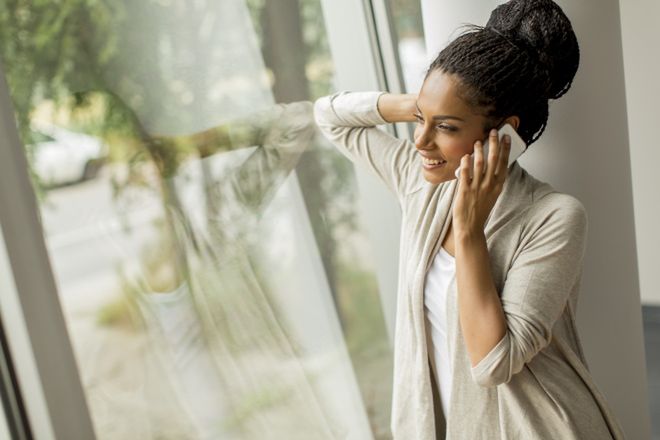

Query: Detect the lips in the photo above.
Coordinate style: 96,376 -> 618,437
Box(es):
421,158 -> 447,170
421,156 -> 447,166
419,152 -> 445,161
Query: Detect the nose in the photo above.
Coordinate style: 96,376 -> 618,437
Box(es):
414,126 -> 435,151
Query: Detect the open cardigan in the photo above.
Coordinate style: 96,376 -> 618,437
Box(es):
313,91 -> 627,440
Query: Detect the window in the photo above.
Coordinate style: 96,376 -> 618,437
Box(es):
0,0 -> 392,438
389,0 -> 428,93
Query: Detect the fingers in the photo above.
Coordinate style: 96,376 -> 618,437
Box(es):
464,129 -> 511,191
459,153 -> 472,187
493,134 -> 511,181
472,139 -> 484,188
487,128 -> 498,174
482,129 -> 510,187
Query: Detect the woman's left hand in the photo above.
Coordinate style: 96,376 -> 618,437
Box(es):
453,128 -> 511,236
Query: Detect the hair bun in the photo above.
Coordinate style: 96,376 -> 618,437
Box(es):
486,0 -> 579,100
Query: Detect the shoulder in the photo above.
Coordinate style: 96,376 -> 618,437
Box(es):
514,166 -> 587,229
522,191 -> 588,243
534,192 -> 587,221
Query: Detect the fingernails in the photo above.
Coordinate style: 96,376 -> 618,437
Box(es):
490,128 -> 497,136
503,134 -> 511,143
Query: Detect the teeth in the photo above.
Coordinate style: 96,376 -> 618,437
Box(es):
422,157 -> 446,165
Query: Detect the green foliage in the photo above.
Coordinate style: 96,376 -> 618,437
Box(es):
336,259 -> 390,354
0,0 -> 336,198
390,0 -> 425,38
0,0 -> 122,137
299,0 -> 334,99
221,382 -> 293,431
96,292 -> 138,330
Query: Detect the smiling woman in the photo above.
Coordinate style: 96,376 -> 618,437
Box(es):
314,0 -> 627,438
376,71 -> 519,185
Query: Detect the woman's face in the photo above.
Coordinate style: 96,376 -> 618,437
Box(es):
413,69 -> 495,185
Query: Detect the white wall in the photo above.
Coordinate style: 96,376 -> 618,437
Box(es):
421,0 -> 650,438
619,0 -> 660,306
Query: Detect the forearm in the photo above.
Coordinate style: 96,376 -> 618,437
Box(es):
314,91 -> 421,195
376,93 -> 418,123
455,229 -> 507,368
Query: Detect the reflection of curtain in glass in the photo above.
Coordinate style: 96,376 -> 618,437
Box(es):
169,102 -> 372,439
84,2 -> 275,436
99,0 -> 273,135
82,0 -> 373,436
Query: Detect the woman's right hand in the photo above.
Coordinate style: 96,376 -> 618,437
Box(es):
376,93 -> 419,123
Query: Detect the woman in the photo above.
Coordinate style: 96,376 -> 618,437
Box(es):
313,0 -> 626,439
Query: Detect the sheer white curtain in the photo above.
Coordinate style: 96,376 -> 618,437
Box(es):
79,0 -> 373,438
98,0 -> 273,136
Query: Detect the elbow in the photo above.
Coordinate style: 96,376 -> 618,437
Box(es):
289,101 -> 317,142
471,368 -> 511,388
312,94 -> 348,139
313,96 -> 331,130
468,332 -> 514,388
281,100 -> 316,134
469,333 -> 544,388
312,95 -> 352,150
266,101 -> 317,154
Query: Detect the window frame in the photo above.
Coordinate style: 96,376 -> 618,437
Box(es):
0,61 -> 95,439
0,0 -> 408,435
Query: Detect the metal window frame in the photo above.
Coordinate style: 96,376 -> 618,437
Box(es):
0,61 -> 95,440
366,0 -> 415,139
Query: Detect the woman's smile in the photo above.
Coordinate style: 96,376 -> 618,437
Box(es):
413,71 -> 491,184
421,156 -> 448,169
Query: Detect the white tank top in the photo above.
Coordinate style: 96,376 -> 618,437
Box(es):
423,245 -> 456,418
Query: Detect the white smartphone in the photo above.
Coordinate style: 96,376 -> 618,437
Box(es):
454,123 -> 527,179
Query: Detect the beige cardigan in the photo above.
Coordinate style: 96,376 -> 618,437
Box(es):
313,91 -> 627,440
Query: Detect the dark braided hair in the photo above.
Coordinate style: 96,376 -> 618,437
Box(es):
426,0 -> 580,146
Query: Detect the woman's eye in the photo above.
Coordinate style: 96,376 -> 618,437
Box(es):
414,115 -> 455,132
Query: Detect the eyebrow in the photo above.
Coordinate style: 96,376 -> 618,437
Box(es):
415,102 -> 465,122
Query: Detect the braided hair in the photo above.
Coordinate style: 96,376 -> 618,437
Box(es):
426,0 -> 580,146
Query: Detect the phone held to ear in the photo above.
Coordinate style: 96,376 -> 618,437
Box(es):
454,123 -> 527,179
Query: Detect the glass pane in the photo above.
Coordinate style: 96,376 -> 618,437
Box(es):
0,1 -> 392,438
389,0 -> 428,93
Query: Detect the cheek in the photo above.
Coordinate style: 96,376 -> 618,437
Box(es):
442,136 -> 475,160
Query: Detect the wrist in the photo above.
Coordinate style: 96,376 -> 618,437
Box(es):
454,227 -> 486,246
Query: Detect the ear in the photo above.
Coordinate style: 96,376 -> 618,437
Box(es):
503,115 -> 521,131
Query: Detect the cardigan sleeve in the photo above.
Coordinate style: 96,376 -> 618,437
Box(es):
313,91 -> 424,200
225,101 -> 316,214
470,194 -> 589,388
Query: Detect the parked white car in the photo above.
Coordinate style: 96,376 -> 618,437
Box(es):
29,123 -> 108,186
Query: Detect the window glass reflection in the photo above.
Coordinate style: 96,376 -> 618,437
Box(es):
0,0 -> 392,438
389,0 -> 428,93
